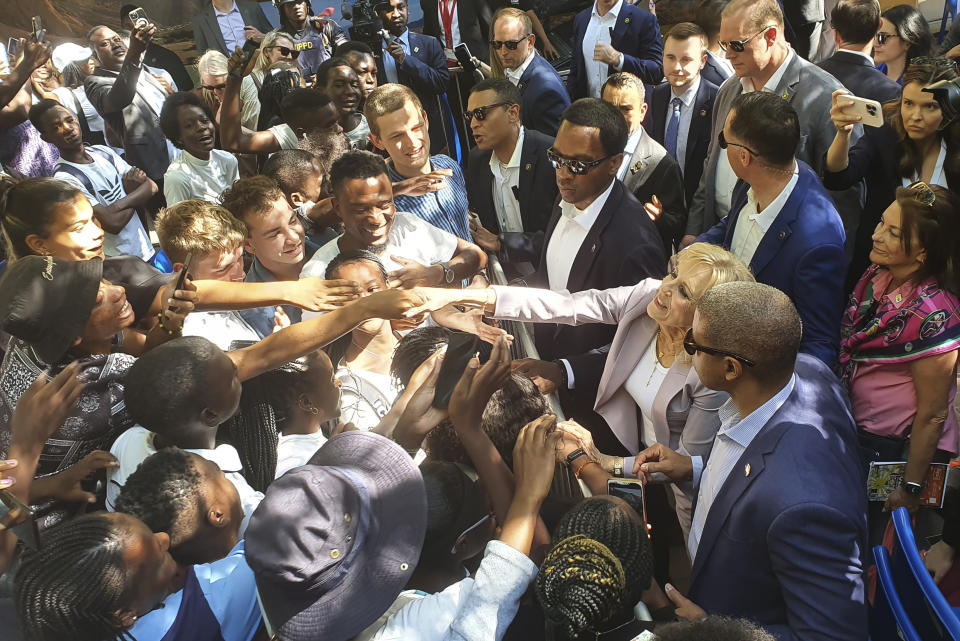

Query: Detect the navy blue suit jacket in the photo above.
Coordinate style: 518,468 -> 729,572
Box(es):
697,163 -> 846,367
701,53 -> 730,88
646,78 -> 719,207
517,54 -> 570,137
817,51 -> 901,105
688,354 -> 867,641
566,3 -> 664,100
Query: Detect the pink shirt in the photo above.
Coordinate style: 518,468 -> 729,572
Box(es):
849,273 -> 960,455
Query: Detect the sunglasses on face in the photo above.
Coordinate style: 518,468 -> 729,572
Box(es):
683,329 -> 756,367
463,102 -> 511,123
267,45 -> 301,59
719,25 -> 775,52
489,36 -> 529,50
875,32 -> 898,45
202,82 -> 227,91
546,148 -> 614,175
718,130 -> 760,157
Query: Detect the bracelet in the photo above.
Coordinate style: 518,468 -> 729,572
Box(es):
614,457 -> 624,478
156,312 -> 183,336
575,459 -> 598,479
565,448 -> 586,466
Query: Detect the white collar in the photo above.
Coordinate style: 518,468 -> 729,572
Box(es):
741,48 -> 794,93
506,50 -> 536,81
180,149 -> 214,165
559,178 -> 616,230
904,139 -> 948,188
672,74 -> 701,105
838,48 -> 874,65
593,0 -> 623,21
743,161 -> 800,233
490,126 -> 525,172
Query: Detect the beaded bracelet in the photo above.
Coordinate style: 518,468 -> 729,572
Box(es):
156,312 -> 183,336
575,459 -> 598,479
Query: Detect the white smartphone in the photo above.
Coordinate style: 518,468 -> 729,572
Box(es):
840,94 -> 884,128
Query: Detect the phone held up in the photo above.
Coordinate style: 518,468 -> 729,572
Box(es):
607,478 -> 649,537
840,94 -> 884,128
431,331 -> 479,410
128,8 -> 149,30
30,16 -> 45,43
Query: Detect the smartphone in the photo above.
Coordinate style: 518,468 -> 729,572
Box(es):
432,331 -> 479,409
0,489 -> 39,550
31,16 -> 44,43
454,43 -> 476,75
128,7 -> 149,29
7,37 -> 19,61
840,94 -> 884,128
607,478 -> 648,534
175,252 -> 193,292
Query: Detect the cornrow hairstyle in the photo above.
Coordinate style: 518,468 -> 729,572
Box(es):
0,176 -> 85,260
553,498 -> 655,607
391,326 -> 453,387
537,534 -> 627,641
14,512 -> 136,641
113,447 -> 203,551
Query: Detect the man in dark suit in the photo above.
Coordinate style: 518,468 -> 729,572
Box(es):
375,0 -> 455,155
816,0 -> 901,104
191,0 -> 273,57
490,7 -> 569,136
647,23 -> 719,215
422,0 -> 491,63
697,92 -> 845,366
695,0 -> 735,87
567,0 -> 664,100
637,281 -> 866,640
121,4 -> 193,91
511,98 -> 668,454
602,73 -> 685,252
85,24 -> 176,187
465,79 -> 557,271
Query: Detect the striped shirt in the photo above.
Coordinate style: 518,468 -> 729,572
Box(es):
389,154 -> 472,241
688,374 -> 797,561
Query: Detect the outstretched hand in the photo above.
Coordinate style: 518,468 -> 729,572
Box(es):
392,347 -> 448,449
633,443 -> 693,483
512,414 -> 561,504
449,335 -> 512,433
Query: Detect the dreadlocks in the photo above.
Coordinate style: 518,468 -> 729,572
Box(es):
14,512 -> 135,641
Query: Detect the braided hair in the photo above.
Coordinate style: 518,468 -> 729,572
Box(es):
14,512 -> 136,641
537,535 -> 627,641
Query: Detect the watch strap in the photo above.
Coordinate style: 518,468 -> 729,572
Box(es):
565,448 -> 586,466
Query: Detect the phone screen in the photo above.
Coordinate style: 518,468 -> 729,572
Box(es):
432,331 -> 479,409
7,38 -> 18,60
607,479 -> 647,533
454,44 -> 476,73
175,252 -> 193,292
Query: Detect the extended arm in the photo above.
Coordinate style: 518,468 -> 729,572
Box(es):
221,49 -> 280,154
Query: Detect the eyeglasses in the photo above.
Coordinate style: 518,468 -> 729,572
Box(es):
719,26 -> 774,52
546,148 -> 615,175
201,82 -> 227,91
909,180 -> 936,207
683,328 -> 756,367
718,130 -> 760,157
463,102 -> 511,123
875,32 -> 899,45
489,36 -> 529,50
266,45 -> 301,59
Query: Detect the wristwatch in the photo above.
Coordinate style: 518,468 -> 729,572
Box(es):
438,262 -> 455,285
565,448 -> 586,467
901,479 -> 923,496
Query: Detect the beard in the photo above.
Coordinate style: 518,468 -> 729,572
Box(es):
299,130 -> 350,172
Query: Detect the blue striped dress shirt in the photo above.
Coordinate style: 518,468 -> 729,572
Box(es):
389,154 -> 472,241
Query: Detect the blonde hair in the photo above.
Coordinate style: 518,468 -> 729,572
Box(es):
254,30 -> 296,75
722,0 -> 785,32
363,83 -> 424,136
197,49 -> 228,78
679,243 -> 756,298
155,199 -> 246,264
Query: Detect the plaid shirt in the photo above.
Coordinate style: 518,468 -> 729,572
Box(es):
389,154 -> 472,241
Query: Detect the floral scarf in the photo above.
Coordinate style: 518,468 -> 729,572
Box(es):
839,264 -> 960,384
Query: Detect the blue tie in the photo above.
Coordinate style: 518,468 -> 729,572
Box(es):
665,97 -> 681,161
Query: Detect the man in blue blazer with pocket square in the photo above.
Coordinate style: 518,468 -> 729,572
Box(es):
635,280 -> 867,641
567,0 -> 664,100
696,91 -> 846,368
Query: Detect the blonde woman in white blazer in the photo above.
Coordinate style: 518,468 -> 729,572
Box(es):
418,243 -> 754,536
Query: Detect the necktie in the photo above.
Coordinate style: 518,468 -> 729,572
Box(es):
665,97 -> 681,161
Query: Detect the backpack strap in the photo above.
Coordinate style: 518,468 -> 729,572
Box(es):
53,161 -> 95,195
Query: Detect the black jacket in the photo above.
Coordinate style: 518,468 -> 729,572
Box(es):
421,0 -> 491,63
817,50 -> 901,105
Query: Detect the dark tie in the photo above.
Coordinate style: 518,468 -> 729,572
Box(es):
665,97 -> 681,162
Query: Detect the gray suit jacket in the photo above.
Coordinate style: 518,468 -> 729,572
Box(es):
685,50 -> 857,236
84,66 -> 171,183
192,0 -> 273,56
622,133 -> 686,251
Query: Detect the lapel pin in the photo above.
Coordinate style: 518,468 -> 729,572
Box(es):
591,243 -> 597,253
524,162 -> 532,171
630,160 -> 643,175
778,231 -> 785,240
744,463 -> 751,477
699,108 -> 707,117
414,46 -> 420,53
781,91 -> 789,100
624,17 -> 630,23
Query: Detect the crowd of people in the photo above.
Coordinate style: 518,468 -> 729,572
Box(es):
0,0 -> 959,639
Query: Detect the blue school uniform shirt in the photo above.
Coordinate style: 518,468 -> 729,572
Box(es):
388,154 -> 472,241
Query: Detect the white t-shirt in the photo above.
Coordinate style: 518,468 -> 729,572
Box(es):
337,365 -> 399,431
624,338 -> 669,450
269,123 -> 300,150
274,432 -> 327,479
54,146 -> 154,260
346,114 -> 371,150
106,426 -> 264,536
163,149 -> 240,205
182,310 -> 260,351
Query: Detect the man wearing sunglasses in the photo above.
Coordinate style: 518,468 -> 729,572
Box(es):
696,91 -> 845,367
489,8 -> 568,137
275,0 -> 349,79
636,281 -> 866,641
566,0 -> 665,100
681,0 -> 851,250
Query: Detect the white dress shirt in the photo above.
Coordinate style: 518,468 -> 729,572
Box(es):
624,339 -> 670,450
687,375 -> 796,560
903,140 -> 948,188
383,29 -> 410,84
546,178 -> 615,291
714,50 -> 794,217
618,126 -> 644,181
505,49 -> 536,86
437,0 -> 462,50
666,75 -> 701,173
490,126 -> 525,233
582,0 -> 625,98
729,162 -> 800,265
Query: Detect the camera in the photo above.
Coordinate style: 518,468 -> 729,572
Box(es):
341,0 -> 387,55
128,8 -> 149,30
923,79 -> 960,124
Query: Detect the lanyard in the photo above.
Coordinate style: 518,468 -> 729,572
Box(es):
439,0 -> 457,49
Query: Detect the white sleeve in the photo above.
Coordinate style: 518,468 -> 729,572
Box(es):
268,123 -> 299,150
406,215 -> 458,263
163,170 -> 191,206
102,146 -> 134,174
239,76 -> 262,131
